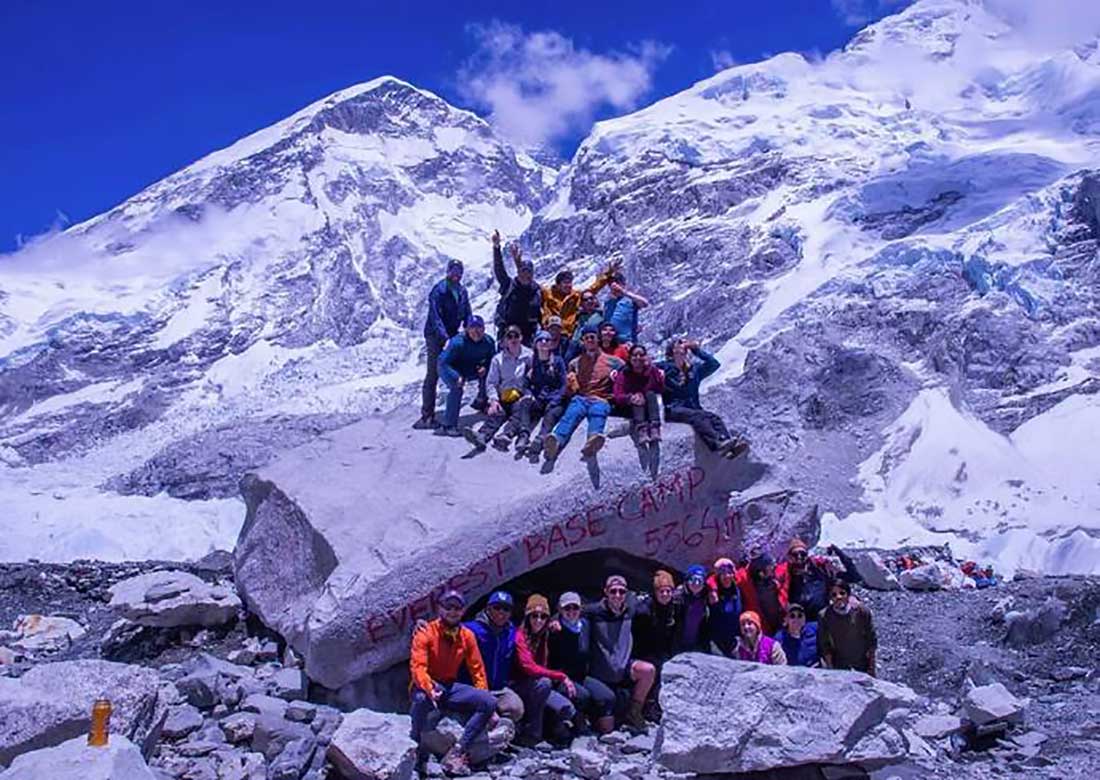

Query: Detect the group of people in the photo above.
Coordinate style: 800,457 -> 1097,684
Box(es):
407,538 -> 877,776
414,231 -> 748,464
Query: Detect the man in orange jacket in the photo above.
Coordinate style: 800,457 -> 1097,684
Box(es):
409,590 -> 497,777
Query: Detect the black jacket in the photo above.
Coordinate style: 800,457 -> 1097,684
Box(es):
493,245 -> 542,334
633,593 -> 679,664
549,616 -> 590,682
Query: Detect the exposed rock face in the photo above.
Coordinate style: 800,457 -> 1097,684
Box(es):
655,653 -> 921,773
0,660 -> 167,767
108,570 -> 240,627
234,413 -> 806,691
963,682 -> 1029,726
326,708 -> 417,780
0,735 -> 158,780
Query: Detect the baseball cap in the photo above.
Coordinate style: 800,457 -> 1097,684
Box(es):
546,315 -> 563,328
446,259 -> 464,274
465,315 -> 485,329
605,574 -> 627,590
534,330 -> 552,343
487,591 -> 513,608
440,590 -> 465,608
558,592 -> 582,609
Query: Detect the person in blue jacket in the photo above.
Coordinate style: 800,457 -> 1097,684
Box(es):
656,337 -> 747,458
602,271 -> 649,345
416,259 -> 472,429
705,557 -> 743,657
436,316 -> 495,437
519,330 -> 568,463
774,602 -> 820,667
462,591 -> 525,723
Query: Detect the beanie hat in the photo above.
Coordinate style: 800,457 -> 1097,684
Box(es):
446,259 -> 464,274
788,538 -> 809,554
465,314 -> 485,329
525,594 -> 550,616
714,557 -> 735,572
534,330 -> 552,343
749,552 -> 774,576
653,570 -> 675,590
581,324 -> 600,337
685,564 -> 707,581
740,610 -> 762,631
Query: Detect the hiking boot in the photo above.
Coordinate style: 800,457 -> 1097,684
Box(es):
580,433 -> 606,459
544,434 -> 560,462
513,434 -> 529,459
412,415 -> 436,430
632,423 -> 650,446
435,426 -> 463,438
462,428 -> 487,450
441,747 -> 472,777
625,700 -> 647,732
647,423 -> 662,443
724,436 -> 750,460
492,434 -> 511,452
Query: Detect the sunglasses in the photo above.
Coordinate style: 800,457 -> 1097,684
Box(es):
687,576 -> 704,585
441,602 -> 463,611
561,604 -> 581,612
506,332 -> 522,340
489,604 -> 511,612
790,551 -> 808,560
607,588 -> 627,596
788,609 -> 805,617
529,613 -> 548,621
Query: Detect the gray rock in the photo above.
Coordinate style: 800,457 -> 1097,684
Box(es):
622,732 -> 655,754
240,693 -> 289,719
655,653 -> 920,774
326,708 -> 417,780
569,736 -> 610,780
235,418 -> 769,690
109,571 -> 241,628
0,734 -> 157,780
161,704 -> 204,740
219,713 -> 257,744
217,751 -> 266,780
286,701 -> 318,723
963,682 -> 1029,726
270,667 -> 307,701
176,740 -> 220,758
252,714 -> 313,762
850,552 -> 901,591
1004,598 -> 1067,647
420,715 -> 515,765
8,614 -> 87,653
175,654 -> 256,710
898,562 -> 947,591
0,659 -> 167,767
910,714 -> 962,739
270,738 -> 318,780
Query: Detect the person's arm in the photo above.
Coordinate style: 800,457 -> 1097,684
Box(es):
828,545 -> 863,584
410,625 -> 435,694
692,347 -> 721,380
486,354 -> 502,401
463,630 -> 490,690
771,641 -> 788,666
426,284 -> 449,342
817,617 -> 833,669
514,629 -> 567,682
621,287 -> 650,309
651,366 -> 666,394
493,242 -> 510,290
612,368 -> 631,406
438,337 -> 461,385
509,242 -> 523,272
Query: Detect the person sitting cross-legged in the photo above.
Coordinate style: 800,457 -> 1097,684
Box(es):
464,325 -> 532,452
544,325 -> 624,462
409,590 -> 497,777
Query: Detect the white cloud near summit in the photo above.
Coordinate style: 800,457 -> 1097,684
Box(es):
986,0 -> 1100,50
457,22 -> 669,151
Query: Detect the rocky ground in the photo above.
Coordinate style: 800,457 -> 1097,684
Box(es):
1,556 -> 1098,780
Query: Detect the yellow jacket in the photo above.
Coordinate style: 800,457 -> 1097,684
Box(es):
541,270 -> 613,337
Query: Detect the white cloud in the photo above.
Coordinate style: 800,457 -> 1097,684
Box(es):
710,49 -> 738,72
457,22 -> 669,150
831,0 -> 908,27
985,0 -> 1100,50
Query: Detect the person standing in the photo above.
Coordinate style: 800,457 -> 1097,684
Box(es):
512,594 -> 577,746
492,230 -> 542,345
436,316 -> 495,437
521,331 -> 568,463
775,539 -> 862,621
734,611 -> 787,665
736,551 -> 786,636
656,338 -> 747,458
585,575 -> 657,733
603,271 -> 649,346
818,581 -> 878,675
676,565 -> 711,653
464,325 -> 532,452
612,344 -> 666,446
775,602 -> 820,667
417,260 -> 472,429
705,558 -> 742,657
544,326 -> 624,462
409,590 -> 496,777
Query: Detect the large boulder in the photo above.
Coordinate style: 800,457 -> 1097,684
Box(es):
655,653 -> 921,774
963,682 -> 1028,726
849,552 -> 900,591
326,708 -> 417,780
4,615 -> 87,653
0,660 -> 167,767
0,734 -> 157,780
234,413 -> 795,691
108,570 -> 241,628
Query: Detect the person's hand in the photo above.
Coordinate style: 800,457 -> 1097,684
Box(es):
509,243 -> 522,261
686,339 -> 700,351
488,401 -> 502,416
429,685 -> 443,705
708,590 -> 718,605
610,282 -> 624,296
566,374 -> 579,393
607,258 -> 622,273
488,712 -> 500,729
413,619 -> 429,635
827,544 -> 841,556
492,229 -> 501,247
477,366 -> 487,378
456,377 -> 466,390
630,393 -> 644,406
564,678 -> 576,698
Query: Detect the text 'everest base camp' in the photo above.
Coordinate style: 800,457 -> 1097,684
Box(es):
2,1 -> 1100,779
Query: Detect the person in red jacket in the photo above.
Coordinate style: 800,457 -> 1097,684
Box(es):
512,594 -> 577,746
613,344 -> 666,446
735,551 -> 786,636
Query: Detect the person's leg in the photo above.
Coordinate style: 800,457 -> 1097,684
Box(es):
626,660 -> 656,728
513,677 -> 552,742
512,396 -> 533,439
409,688 -> 433,745
494,687 -> 524,723
472,373 -> 489,412
545,687 -> 576,726
447,683 -> 500,751
645,391 -> 662,441
583,676 -> 617,733
441,369 -> 465,430
667,406 -> 719,450
420,335 -> 445,422
581,399 -> 610,457
551,398 -> 586,447
479,408 -> 507,439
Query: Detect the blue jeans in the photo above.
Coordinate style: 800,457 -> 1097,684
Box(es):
551,397 -> 610,446
439,366 -> 487,428
410,682 -> 497,751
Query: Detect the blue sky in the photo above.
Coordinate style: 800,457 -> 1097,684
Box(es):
0,0 -> 908,251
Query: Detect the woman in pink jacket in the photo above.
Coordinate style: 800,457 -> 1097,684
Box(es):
612,344 -> 666,445
513,595 -> 577,746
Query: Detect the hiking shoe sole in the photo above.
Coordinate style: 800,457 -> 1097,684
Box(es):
544,435 -> 560,462
463,429 -> 487,449
581,433 -> 606,459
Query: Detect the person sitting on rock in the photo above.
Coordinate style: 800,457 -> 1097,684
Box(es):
543,315 -> 573,361
544,325 -> 624,462
774,602 -> 819,667
676,564 -> 712,653
613,344 -> 666,448
492,230 -> 542,345
603,270 -> 649,346
549,592 -> 616,736
586,574 -> 657,733
633,570 -> 680,721
818,580 -> 877,676
656,338 -> 747,459
775,539 -> 862,621
734,610 -> 787,665
512,594 -> 577,747
464,325 -> 532,453
540,260 -> 618,339
521,330 -> 568,463
570,290 -> 604,356
409,590 -> 497,777
705,558 -> 743,657
436,315 -> 495,437
598,321 -> 630,361
736,551 -> 786,637
417,259 -> 473,430
461,591 -> 525,724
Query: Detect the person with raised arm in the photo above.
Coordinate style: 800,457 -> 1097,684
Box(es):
657,337 -> 748,458
491,230 -> 542,346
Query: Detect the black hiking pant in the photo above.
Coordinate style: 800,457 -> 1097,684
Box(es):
618,391 -> 661,427
420,333 -> 447,420
665,405 -> 730,451
479,396 -> 534,440
524,399 -> 566,453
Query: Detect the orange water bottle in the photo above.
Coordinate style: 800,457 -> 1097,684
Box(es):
88,699 -> 112,746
